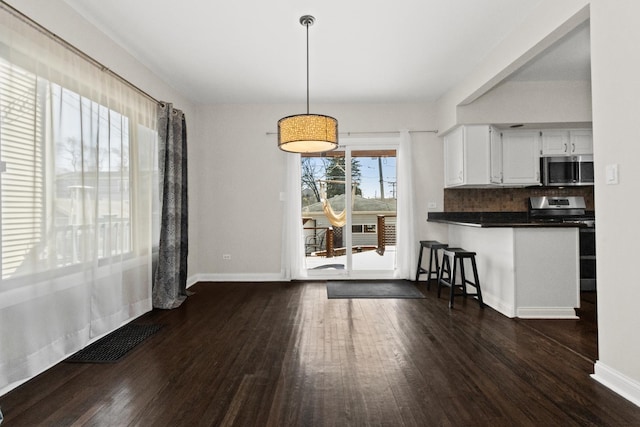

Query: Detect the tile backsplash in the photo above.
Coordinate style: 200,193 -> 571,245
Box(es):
444,186 -> 594,212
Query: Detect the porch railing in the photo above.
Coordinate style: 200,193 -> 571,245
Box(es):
55,218 -> 131,266
376,214 -> 397,255
304,214 -> 396,258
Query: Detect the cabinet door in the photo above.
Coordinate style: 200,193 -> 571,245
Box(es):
444,126 -> 464,187
541,130 -> 569,155
464,125 -> 492,186
570,130 -> 593,154
501,131 -> 541,185
490,126 -> 502,184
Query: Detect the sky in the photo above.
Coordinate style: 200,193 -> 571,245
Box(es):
305,156 -> 397,199
357,156 -> 397,199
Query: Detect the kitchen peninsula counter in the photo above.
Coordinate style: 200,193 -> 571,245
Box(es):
427,211 -> 587,228
427,212 -> 580,319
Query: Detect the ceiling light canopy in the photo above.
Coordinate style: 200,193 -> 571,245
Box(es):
278,15 -> 338,154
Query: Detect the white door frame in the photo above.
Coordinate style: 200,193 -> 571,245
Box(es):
292,136 -> 401,280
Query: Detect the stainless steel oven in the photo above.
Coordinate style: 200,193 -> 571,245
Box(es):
529,196 -> 596,291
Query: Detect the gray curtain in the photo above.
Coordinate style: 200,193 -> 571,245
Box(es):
153,102 -> 189,309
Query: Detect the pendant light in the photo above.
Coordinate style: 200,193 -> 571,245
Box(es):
278,15 -> 338,153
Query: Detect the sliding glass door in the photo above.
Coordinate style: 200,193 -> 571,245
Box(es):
350,149 -> 397,272
300,139 -> 398,278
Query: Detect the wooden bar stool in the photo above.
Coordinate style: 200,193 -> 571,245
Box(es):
437,247 -> 484,308
416,240 -> 448,289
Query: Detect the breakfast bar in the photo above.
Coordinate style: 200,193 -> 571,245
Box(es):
428,212 -> 582,318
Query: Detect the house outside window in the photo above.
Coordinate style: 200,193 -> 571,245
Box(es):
0,57 -> 137,280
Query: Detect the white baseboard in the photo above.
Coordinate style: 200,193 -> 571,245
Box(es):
516,307 -> 578,319
481,293 -> 516,318
186,274 -> 201,288
592,361 -> 640,407
187,273 -> 286,286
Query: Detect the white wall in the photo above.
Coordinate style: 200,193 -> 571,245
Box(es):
458,80 -> 592,125
590,0 -> 640,405
190,102 -> 447,280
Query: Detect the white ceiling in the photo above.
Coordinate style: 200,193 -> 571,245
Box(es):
61,0 -> 590,106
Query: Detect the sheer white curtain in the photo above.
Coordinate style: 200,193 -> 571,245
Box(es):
282,152 -> 305,280
0,6 -> 157,394
395,130 -> 417,279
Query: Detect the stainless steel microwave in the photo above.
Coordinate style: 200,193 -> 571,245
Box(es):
541,155 -> 594,186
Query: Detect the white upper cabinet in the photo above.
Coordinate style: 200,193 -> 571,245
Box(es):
444,125 -> 591,188
541,129 -> 593,156
500,130 -> 541,185
443,125 -> 494,187
541,130 -> 569,155
444,126 -> 465,187
569,129 -> 593,155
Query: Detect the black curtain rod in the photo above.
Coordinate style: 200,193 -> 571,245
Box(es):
0,1 -> 161,106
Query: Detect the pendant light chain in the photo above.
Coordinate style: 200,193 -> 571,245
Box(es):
306,19 -> 310,115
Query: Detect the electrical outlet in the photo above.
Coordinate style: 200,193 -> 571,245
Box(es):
222,254 -> 231,260
427,202 -> 437,209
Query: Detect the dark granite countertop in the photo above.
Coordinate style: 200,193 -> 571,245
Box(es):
427,212 -> 590,228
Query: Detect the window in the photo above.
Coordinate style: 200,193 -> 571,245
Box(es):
0,6 -> 159,394
352,224 -> 376,233
0,57 -> 135,279
0,58 -> 44,278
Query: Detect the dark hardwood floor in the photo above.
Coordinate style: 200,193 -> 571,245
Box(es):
518,291 -> 599,364
1,282 -> 638,426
